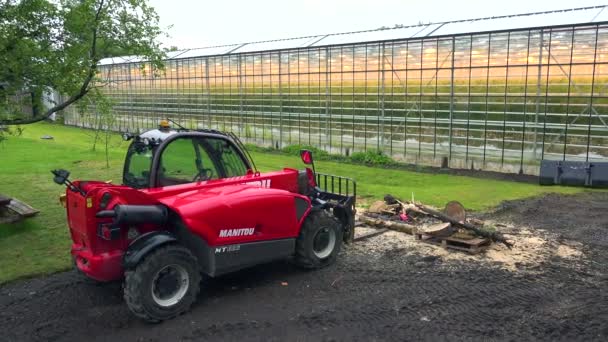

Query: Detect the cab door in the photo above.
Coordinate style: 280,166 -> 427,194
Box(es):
202,137 -> 250,178
152,134 -> 251,188
155,137 -> 217,187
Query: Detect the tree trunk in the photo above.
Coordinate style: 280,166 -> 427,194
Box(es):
104,128 -> 110,169
359,215 -> 416,234
411,202 -> 513,248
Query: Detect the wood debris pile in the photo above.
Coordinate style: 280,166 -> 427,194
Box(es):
359,194 -> 513,250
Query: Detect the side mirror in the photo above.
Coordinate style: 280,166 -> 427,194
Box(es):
50,169 -> 85,195
51,169 -> 70,185
300,150 -> 314,165
300,149 -> 316,176
122,132 -> 133,141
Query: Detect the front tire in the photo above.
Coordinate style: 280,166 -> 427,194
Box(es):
124,244 -> 201,322
294,209 -> 343,269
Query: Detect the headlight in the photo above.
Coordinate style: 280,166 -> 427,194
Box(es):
59,194 -> 67,208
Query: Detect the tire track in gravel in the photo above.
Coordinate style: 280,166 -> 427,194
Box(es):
1,249 -> 607,342
1,192 -> 607,341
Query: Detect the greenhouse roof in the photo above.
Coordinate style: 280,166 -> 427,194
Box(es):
100,5 -> 608,65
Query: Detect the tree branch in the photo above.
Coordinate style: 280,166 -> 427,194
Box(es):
2,0 -> 106,125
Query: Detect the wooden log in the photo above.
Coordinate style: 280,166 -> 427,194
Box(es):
398,200 -> 428,216
369,201 -> 400,214
368,201 -> 387,213
468,218 -> 485,226
411,202 -> 513,248
359,214 -> 416,234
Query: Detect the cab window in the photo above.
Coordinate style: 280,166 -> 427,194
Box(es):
157,136 -> 250,187
207,138 -> 249,178
159,138 -> 215,186
123,142 -> 154,188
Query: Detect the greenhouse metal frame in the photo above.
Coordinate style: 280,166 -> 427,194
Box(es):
65,6 -> 608,174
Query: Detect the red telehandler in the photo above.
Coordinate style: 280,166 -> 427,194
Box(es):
53,121 -> 356,322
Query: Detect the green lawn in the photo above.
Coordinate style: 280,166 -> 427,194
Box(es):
0,122 -> 587,284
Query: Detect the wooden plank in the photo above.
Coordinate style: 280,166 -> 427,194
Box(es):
414,231 -> 491,255
0,207 -> 22,224
6,199 -> 39,217
446,236 -> 488,247
0,215 -> 22,224
0,194 -> 11,206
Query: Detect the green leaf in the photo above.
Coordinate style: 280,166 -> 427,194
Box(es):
0,0 -> 166,124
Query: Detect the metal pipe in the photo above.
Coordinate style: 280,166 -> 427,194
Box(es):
380,42 -> 386,150
501,32 -> 511,166
520,30 -> 532,173
586,26 -> 600,162
448,36 -> 456,163
562,27 -> 577,161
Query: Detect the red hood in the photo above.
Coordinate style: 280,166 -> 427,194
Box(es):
157,184 -> 291,212
155,184 -> 307,245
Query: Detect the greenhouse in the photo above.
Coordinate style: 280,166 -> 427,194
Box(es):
65,6 -> 608,173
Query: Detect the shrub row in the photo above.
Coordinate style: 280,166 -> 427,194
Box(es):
244,143 -> 397,167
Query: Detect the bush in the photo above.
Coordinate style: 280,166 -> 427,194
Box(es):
350,150 -> 395,166
0,126 -> 25,144
243,143 -> 268,153
245,143 -> 395,167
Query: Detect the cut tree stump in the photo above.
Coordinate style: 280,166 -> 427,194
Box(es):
417,222 -> 452,236
444,201 -> 466,222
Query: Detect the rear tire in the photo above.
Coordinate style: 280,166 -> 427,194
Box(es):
294,209 -> 343,269
124,244 -> 201,323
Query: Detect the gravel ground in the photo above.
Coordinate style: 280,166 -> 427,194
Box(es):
1,191 -> 607,341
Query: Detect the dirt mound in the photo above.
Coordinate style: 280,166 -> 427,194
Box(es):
488,191 -> 608,247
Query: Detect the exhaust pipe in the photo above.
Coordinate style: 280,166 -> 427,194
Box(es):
96,205 -> 168,226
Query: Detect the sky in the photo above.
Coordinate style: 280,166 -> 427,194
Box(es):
148,0 -> 606,49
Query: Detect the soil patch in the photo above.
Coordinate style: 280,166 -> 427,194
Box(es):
0,191 -> 606,341
487,191 -> 608,246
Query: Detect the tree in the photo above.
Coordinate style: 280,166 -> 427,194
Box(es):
0,0 -> 166,125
